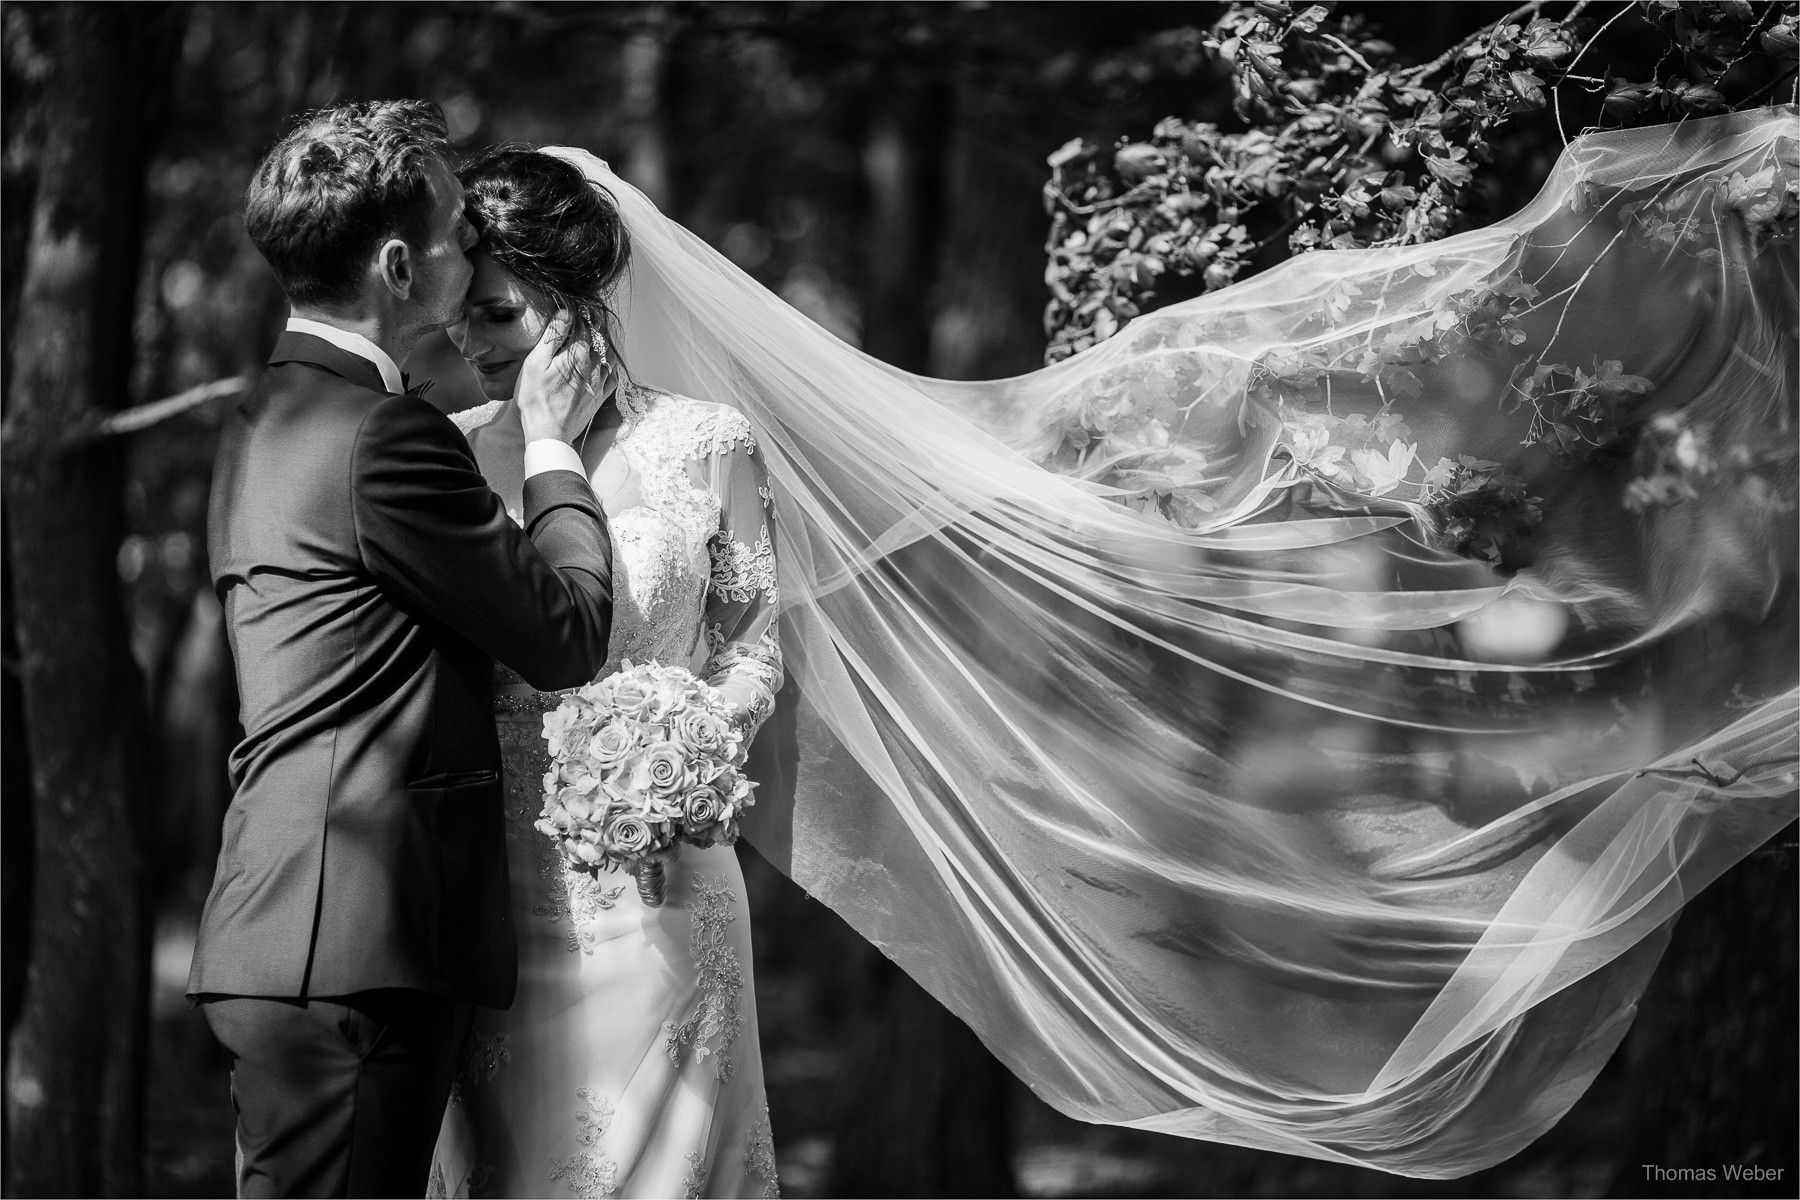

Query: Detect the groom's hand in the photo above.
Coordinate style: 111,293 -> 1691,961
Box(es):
517,309 -> 604,444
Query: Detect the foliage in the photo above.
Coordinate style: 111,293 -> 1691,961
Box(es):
1038,1 -> 1796,570
1043,0 -> 1798,363
1503,357 -> 1654,456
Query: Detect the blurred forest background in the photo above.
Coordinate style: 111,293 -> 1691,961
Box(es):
2,2 -> 1794,1197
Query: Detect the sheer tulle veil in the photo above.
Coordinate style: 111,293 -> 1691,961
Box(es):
540,106 -> 1797,1177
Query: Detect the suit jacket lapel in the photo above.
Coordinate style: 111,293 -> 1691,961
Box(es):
268,330 -> 392,394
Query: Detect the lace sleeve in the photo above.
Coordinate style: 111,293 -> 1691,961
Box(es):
699,430 -> 783,741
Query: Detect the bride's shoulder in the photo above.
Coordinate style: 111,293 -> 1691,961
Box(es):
628,385 -> 756,459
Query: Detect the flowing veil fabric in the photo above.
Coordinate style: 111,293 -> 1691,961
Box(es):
541,106 -> 1798,1177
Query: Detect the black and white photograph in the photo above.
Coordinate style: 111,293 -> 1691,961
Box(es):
2,2 -> 1796,1198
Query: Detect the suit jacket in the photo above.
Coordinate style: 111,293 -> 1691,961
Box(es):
188,331 -> 613,1008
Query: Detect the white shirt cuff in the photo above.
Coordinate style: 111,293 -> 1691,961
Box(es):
522,439 -> 588,481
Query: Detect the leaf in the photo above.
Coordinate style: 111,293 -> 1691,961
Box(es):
1516,18 -> 1575,64
1762,22 -> 1799,60
1422,457 -> 1458,489
1115,143 -> 1169,183
1048,138 -> 1091,170
1424,153 -> 1474,188
1372,410 -> 1413,443
1591,359 -> 1654,400
1668,80 -> 1728,114
1290,5 -> 1330,34
1351,440 -> 1416,496
1604,80 -> 1660,119
1379,172 -> 1419,210
1508,70 -> 1546,110
1383,368 -> 1424,401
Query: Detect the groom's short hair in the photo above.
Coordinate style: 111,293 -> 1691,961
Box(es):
245,100 -> 450,307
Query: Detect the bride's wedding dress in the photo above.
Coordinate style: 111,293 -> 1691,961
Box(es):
430,110 -> 1793,1184
430,386 -> 784,1199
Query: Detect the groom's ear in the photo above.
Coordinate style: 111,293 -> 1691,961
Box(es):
376,238 -> 414,301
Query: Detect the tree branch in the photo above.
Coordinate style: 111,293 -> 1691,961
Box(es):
91,375 -> 249,438
1318,33 -> 1376,75
1405,0 -> 1549,81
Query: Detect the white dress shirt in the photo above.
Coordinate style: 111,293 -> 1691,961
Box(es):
285,317 -> 585,480
286,317 -> 405,395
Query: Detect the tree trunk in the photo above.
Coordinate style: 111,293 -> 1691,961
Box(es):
0,6 -> 45,1146
859,81 -> 950,373
620,4 -> 673,210
1,5 -> 176,1195
1603,827 -> 1799,1195
927,77 -> 1056,381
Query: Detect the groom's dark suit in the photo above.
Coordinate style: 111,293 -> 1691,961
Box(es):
190,330 -> 613,1197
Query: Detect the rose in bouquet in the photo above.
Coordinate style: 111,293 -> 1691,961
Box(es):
536,661 -> 755,906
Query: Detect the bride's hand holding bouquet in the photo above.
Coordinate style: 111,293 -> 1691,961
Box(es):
536,662 -> 756,906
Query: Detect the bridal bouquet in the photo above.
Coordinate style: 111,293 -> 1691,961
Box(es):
536,661 -> 755,907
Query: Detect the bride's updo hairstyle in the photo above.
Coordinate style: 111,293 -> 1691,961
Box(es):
458,147 -> 632,357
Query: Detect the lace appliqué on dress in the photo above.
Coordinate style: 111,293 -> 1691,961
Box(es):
549,1089 -> 621,1198
451,1031 -> 511,1102
549,1152 -> 618,1200
681,1151 -> 707,1200
709,524 -> 779,604
449,399 -> 506,437
619,387 -> 756,546
744,1108 -> 781,1198
573,1087 -> 616,1147
531,844 -> 627,953
662,875 -> 745,1082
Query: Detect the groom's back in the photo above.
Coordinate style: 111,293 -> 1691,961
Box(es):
210,363 -> 419,770
197,344 -> 514,1006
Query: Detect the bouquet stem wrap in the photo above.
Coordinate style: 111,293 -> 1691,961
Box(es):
634,859 -> 666,908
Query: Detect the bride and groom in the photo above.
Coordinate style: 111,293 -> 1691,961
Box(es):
188,91 -> 1799,1197
188,99 -> 778,1197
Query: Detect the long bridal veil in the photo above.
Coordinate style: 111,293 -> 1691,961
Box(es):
544,106 -> 1797,1178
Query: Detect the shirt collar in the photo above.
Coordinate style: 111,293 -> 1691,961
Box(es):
285,317 -> 405,395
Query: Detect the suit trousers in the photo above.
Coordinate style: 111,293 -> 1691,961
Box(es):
202,990 -> 473,1198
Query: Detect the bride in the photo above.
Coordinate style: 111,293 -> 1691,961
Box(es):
436,105 -> 1796,1193
431,148 -> 782,1199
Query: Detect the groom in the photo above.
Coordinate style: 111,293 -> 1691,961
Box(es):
187,100 -> 612,1197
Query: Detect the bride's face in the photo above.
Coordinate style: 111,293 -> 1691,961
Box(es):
449,252 -> 553,401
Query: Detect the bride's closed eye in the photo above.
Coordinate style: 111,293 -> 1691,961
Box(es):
464,301 -> 521,325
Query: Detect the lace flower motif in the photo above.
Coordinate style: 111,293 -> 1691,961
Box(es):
744,1107 -> 781,1198
621,389 -> 756,546
450,1031 -> 511,1102
662,875 -> 745,1081
549,1152 -> 618,1200
709,525 -> 778,604
682,1151 -> 707,1200
531,841 -> 626,953
549,1091 -> 621,1198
